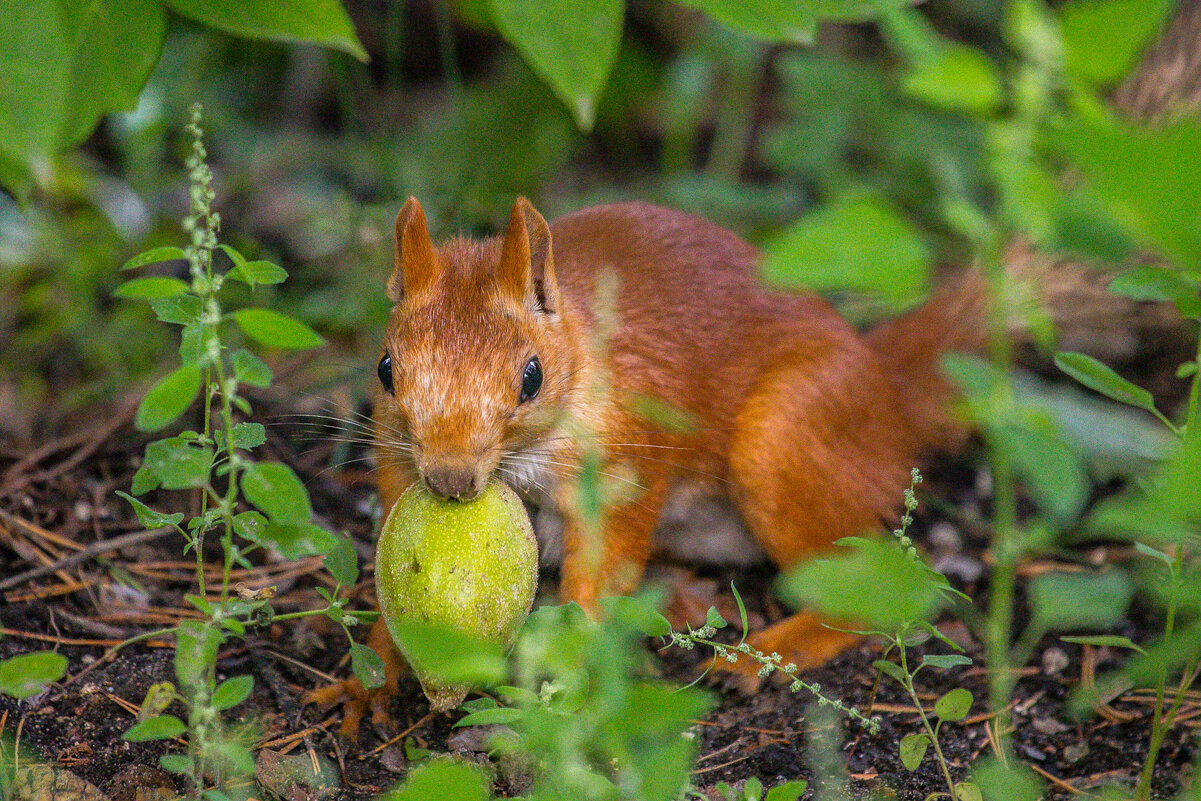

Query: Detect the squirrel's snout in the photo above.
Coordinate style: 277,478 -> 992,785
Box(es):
422,464 -> 484,501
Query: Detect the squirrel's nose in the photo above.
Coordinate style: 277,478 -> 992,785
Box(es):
423,465 -> 483,501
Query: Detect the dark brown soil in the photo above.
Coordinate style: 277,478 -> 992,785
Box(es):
0,390 -> 1195,800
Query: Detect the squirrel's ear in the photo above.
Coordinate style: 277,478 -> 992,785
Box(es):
388,197 -> 439,303
498,197 -> 560,314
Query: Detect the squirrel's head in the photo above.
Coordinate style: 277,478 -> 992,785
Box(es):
376,197 -> 575,501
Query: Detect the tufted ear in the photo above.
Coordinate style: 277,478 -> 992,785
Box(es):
387,197 -> 439,303
497,197 -> 560,314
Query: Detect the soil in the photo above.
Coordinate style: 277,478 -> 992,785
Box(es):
0,386 -> 1196,800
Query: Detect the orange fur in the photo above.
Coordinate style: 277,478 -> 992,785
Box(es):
309,198 -> 990,733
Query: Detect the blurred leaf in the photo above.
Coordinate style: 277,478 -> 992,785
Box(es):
974,758 -> 1041,801
380,758 -> 493,801
899,732 -> 930,770
598,593 -> 672,637
324,535 -> 359,587
160,754 -> 192,774
150,294 -> 203,326
489,0 -> 624,130
1058,117 -> 1201,273
143,437 -> 213,490
241,461 -> 313,525
123,714 -> 185,742
113,276 -> 190,299
901,45 -> 1002,115
762,195 -> 931,304
251,522 -> 339,559
1058,0 -> 1172,86
136,364 -> 203,432
922,653 -> 973,669
350,642 -> 386,690
456,706 -> 525,727
211,675 -> 253,711
780,538 -> 948,630
117,491 -> 184,530
934,687 -> 973,721
224,247 -> 288,286
388,620 -> 508,686
164,0 -> 368,61
0,651 -> 67,699
1061,634 -> 1146,653
676,0 -> 816,43
955,782 -> 983,801
175,621 -> 221,690
231,349 -> 273,388
1029,570 -> 1134,633
706,606 -> 728,630
232,308 -> 326,350
229,422 -> 266,450
1054,352 -> 1157,412
997,416 -> 1089,525
765,782 -> 808,801
1108,266 -> 1201,319
121,246 -> 188,271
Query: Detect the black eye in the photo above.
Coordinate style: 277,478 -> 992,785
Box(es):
520,357 -> 542,402
378,352 -> 394,394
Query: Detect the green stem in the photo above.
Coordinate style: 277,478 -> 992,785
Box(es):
899,641 -> 958,796
1136,557 -> 1182,800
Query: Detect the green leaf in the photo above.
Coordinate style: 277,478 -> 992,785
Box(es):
143,437 -> 213,490
232,308 -> 326,350
349,642 -> 386,690
121,246 -> 188,271
130,464 -> 160,495
1059,0 -> 1172,87
899,731 -> 930,771
163,0 -> 368,61
1054,352 -> 1157,412
922,653 -> 973,670
489,0 -> 624,130
955,781 -> 983,801
901,45 -> 1002,115
211,675 -> 253,711
1108,267 -> 1201,319
114,276 -> 190,300
116,491 -> 184,530
1061,634 -> 1146,654
251,522 -> 340,560
231,349 -> 273,388
873,659 -> 908,684
385,758 -> 493,801
997,418 -> 1089,525
123,714 -> 185,742
973,758 -> 1042,801
150,294 -> 203,326
762,195 -> 931,304
706,606 -> 728,630
934,687 -> 973,721
241,461 -> 312,524
455,706 -> 525,727
1133,541 -> 1174,564
236,260 -> 288,286
230,422 -> 266,450
765,781 -> 808,801
0,651 -> 67,698
677,0 -> 814,42
159,754 -> 192,774
175,622 -> 222,690
323,535 -> 359,587
781,538 -> 948,631
135,364 -> 203,432
387,620 -> 508,687
744,777 -> 763,800
598,593 -> 672,637
1029,570 -> 1134,634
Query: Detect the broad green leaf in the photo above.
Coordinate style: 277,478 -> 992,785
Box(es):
251,522 -> 340,559
598,593 -> 672,637
765,781 -> 808,801
0,651 -> 67,698
143,437 -> 213,490
229,422 -> 266,450
955,782 -> 983,801
116,491 -> 184,530
781,538 -> 948,630
113,276 -> 190,300
159,754 -> 192,774
130,464 -> 159,495
744,777 -> 763,800
997,418 -> 1089,525
899,731 -> 930,771
231,349 -> 273,387
150,294 -> 203,326
136,364 -> 203,432
385,759 -> 493,801
901,45 -> 1002,115
762,195 -> 931,304
387,620 -> 507,686
123,714 -> 185,742
0,2 -> 72,185
973,758 -> 1042,801
211,675 -> 253,711
175,622 -> 222,690
873,659 -> 908,684
163,0 -> 367,61
934,687 -> 973,721
1029,570 -> 1134,634
1108,267 -> 1201,319
489,0 -> 624,130
121,246 -> 188,271
350,642 -> 386,690
1061,634 -> 1146,653
1059,0 -> 1172,86
232,308 -> 326,350
1054,351 -> 1156,412
675,0 -> 816,42
236,260 -> 288,286
706,606 -> 728,630
323,535 -> 359,587
232,511 -> 267,543
241,461 -> 312,524
455,706 -> 525,727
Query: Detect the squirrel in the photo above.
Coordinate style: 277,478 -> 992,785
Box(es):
307,196 -> 993,737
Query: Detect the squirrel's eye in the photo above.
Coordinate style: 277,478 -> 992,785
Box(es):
520,356 -> 542,402
378,352 -> 394,394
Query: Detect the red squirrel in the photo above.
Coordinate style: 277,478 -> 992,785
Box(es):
308,196 -> 990,736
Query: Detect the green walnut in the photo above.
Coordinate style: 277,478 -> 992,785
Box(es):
375,480 -> 538,711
